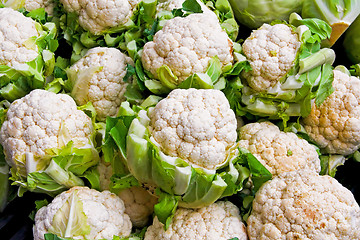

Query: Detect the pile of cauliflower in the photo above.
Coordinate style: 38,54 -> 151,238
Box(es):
0,1 -> 359,240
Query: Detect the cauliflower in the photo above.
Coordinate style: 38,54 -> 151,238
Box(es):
68,47 -> 133,121
0,89 -> 94,176
24,0 -> 55,15
1,0 -> 55,15
0,7 -> 40,67
150,88 -> 237,170
238,121 -> 320,175
144,201 -> 248,240
97,160 -> 157,227
121,89 -> 242,209
247,170 -> 360,239
302,69 -> 360,155
141,13 -> 233,83
117,186 -> 158,227
33,186 -> 132,240
59,0 -> 141,35
242,23 -> 301,92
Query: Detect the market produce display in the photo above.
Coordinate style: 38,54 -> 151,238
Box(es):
0,0 -> 360,239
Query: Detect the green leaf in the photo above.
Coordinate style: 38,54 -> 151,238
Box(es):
290,13 -> 332,41
205,56 -> 222,83
49,190 -> 91,238
315,63 -> 334,106
80,167 -> 100,191
157,65 -> 178,90
44,233 -> 67,240
50,141 -> 100,176
239,148 -> 272,192
182,0 -> 203,13
26,8 -> 47,24
110,173 -> 140,194
320,155 -> 345,177
44,160 -> 84,188
178,73 -> 214,89
153,189 -> 180,230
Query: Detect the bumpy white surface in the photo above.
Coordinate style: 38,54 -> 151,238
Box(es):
0,7 -> 39,67
150,88 -> 237,170
97,160 -> 157,227
303,70 -> 360,155
33,186 -> 132,240
247,170 -> 360,240
24,0 -> 55,15
242,23 -> 300,92
69,47 -> 132,121
60,0 -> 141,35
238,121 -> 320,175
141,13 -> 233,82
0,89 -> 93,176
144,201 -> 248,240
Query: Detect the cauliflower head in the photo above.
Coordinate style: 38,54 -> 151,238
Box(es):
144,201 -> 248,240
302,69 -> 360,155
238,121 -> 320,175
150,88 -> 237,170
141,13 -> 233,83
59,0 -> 141,35
0,89 -> 93,176
247,170 -> 360,240
68,47 -> 133,121
97,160 -> 157,227
33,186 -> 132,240
242,23 -> 301,92
0,7 -> 40,67
24,0 -> 55,15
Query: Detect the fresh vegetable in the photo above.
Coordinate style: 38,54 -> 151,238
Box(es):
302,0 -> 360,46
1,0 -> 55,15
33,186 -> 132,240
226,13 -> 335,122
105,89 -> 272,227
66,47 -> 134,121
238,121 -> 321,175
57,0 -> 157,62
0,89 -> 99,196
0,7 -> 58,102
302,67 -> 360,155
228,0 -> 303,29
144,201 -> 248,240
140,12 -> 234,94
247,170 -> 360,239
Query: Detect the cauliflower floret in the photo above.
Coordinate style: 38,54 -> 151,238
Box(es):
150,88 -> 237,170
247,170 -> 360,239
302,69 -> 360,155
97,160 -> 158,227
144,201 -> 248,240
0,89 -> 93,176
242,23 -> 301,92
0,7 -> 40,67
24,0 -> 55,15
238,121 -> 320,175
60,0 -> 141,35
117,185 -> 158,227
68,47 -> 133,121
141,13 -> 233,83
33,186 -> 132,240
